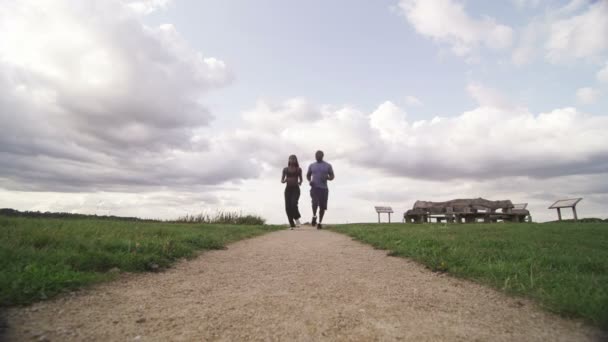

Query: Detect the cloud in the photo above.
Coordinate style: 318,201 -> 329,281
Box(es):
576,87 -> 600,104
598,61 -> 608,83
545,0 -> 608,63
370,101 -> 410,142
123,0 -> 172,15
0,0 -> 257,192
398,0 -> 513,57
512,0 -> 608,65
229,94 -> 608,182
466,82 -> 514,108
404,95 -> 423,106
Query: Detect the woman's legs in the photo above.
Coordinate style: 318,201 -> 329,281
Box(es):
284,187 -> 295,227
285,186 -> 302,226
293,186 -> 301,220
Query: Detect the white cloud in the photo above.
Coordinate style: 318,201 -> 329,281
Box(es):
597,61 -> 608,83
545,1 -> 608,63
513,1 -> 608,65
404,95 -> 423,106
229,96 -> 608,182
398,0 -> 513,57
123,0 -> 172,15
0,0 -> 253,192
576,87 -> 599,104
555,0 -> 592,15
466,82 -> 514,108
370,101 -> 409,142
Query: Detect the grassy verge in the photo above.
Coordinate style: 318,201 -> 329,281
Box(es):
0,215 -> 280,306
331,222 -> 608,329
174,211 -> 266,225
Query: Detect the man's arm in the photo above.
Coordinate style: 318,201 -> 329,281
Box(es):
306,165 -> 312,182
328,164 -> 335,181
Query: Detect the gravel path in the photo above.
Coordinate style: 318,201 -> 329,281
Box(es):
5,226 -> 605,341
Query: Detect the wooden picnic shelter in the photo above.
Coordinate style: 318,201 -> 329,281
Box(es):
403,198 -> 531,224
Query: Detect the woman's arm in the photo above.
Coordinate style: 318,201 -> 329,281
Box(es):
281,168 -> 287,183
298,168 -> 303,186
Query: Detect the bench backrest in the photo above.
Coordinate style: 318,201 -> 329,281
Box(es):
375,206 -> 394,213
513,203 -> 528,210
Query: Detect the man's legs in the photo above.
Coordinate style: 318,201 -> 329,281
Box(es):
316,188 -> 329,229
310,187 -> 318,226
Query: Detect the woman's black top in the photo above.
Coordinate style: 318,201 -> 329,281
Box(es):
283,167 -> 302,187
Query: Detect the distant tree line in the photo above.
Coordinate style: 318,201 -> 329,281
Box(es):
0,208 -> 267,225
0,208 -> 158,222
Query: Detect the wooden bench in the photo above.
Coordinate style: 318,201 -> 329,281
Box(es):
374,206 -> 394,223
549,198 -> 582,221
403,198 -> 532,224
511,203 -> 531,222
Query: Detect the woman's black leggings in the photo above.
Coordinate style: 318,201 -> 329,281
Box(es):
284,186 -> 301,226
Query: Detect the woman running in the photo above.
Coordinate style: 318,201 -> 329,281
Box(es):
281,155 -> 303,229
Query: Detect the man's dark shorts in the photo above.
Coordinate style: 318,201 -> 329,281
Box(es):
310,186 -> 329,210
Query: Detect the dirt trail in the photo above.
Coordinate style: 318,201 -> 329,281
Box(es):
6,226 -> 605,341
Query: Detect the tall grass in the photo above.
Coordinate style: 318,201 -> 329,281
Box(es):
174,211 -> 265,225
0,215 -> 278,306
331,222 -> 608,329
0,208 -> 267,225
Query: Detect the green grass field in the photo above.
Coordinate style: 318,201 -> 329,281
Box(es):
331,222 -> 608,329
0,215 -> 280,307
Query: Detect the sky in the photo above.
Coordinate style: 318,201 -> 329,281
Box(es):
0,0 -> 607,223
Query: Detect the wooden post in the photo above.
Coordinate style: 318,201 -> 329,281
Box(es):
557,208 -> 562,221
388,212 -> 391,223
377,212 -> 380,223
572,207 -> 578,221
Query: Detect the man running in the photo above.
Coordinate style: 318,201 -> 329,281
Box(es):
306,150 -> 335,229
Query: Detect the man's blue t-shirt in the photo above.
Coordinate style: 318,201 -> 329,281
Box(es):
308,161 -> 334,189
